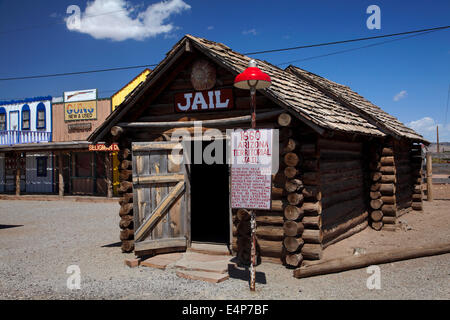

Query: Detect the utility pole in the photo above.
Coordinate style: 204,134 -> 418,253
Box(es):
436,125 -> 440,153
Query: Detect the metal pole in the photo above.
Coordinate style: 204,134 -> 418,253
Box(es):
250,87 -> 256,129
250,209 -> 256,291
250,85 -> 257,292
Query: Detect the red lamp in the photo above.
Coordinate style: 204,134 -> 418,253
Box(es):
234,60 -> 271,128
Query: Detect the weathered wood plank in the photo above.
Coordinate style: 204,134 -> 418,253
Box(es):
134,237 -> 187,252
134,181 -> 185,241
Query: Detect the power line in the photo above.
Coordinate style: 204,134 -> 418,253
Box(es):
0,25 -> 448,82
0,64 -> 156,81
276,29 -> 437,66
243,25 -> 449,55
0,89 -> 119,101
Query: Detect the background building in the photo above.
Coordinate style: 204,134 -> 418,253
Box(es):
0,69 -> 150,197
0,96 -> 53,194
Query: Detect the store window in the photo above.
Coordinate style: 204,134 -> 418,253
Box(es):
22,104 -> 30,130
0,107 -> 6,131
37,157 -> 47,177
36,102 -> 46,129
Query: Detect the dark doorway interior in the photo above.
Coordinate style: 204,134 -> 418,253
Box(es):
189,140 -> 230,244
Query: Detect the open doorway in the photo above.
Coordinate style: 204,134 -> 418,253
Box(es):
189,140 -> 230,244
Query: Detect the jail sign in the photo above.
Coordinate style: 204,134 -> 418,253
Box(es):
174,89 -> 233,112
230,129 -> 273,210
64,100 -> 97,121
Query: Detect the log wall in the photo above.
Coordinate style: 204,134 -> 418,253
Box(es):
367,138 -> 424,231
319,138 -> 368,248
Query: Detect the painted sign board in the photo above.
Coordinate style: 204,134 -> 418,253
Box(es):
64,100 -> 97,121
230,129 -> 273,210
174,89 -> 233,112
89,143 -> 119,152
64,89 -> 97,103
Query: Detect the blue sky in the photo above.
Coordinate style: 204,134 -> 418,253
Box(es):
0,0 -> 449,141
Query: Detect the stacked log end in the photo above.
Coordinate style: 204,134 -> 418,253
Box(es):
410,143 -> 423,211
280,114 -> 321,267
368,144 -> 384,230
118,144 -> 134,253
282,130 -> 323,267
378,144 -> 398,230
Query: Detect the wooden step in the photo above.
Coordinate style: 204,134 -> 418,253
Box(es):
188,242 -> 232,255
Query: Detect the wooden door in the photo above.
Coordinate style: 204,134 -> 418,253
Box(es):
132,141 -> 188,254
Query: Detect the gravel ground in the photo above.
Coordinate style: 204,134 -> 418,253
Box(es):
0,199 -> 449,300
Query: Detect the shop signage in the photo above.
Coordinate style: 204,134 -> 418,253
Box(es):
174,89 -> 233,112
230,129 -> 273,210
89,143 -> 119,152
68,122 -> 92,131
64,100 -> 97,121
64,89 -> 97,102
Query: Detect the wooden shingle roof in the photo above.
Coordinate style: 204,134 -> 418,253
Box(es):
286,65 -> 426,142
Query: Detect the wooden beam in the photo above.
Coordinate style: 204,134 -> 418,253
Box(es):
133,174 -> 185,185
294,242 -> 450,278
118,110 -> 283,129
132,142 -> 182,152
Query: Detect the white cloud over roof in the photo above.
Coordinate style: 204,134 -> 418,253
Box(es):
65,0 -> 191,41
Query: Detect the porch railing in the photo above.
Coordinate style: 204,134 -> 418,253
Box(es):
0,130 -> 52,145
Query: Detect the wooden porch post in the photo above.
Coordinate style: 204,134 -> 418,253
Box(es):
15,163 -> 20,196
105,152 -> 113,198
58,152 -> 64,197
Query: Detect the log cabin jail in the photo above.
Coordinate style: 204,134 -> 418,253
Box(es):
88,34 -> 428,268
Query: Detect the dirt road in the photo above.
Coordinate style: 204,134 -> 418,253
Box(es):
0,187 -> 449,299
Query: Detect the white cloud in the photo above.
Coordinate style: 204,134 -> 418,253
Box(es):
393,90 -> 407,101
207,26 -> 214,30
242,28 -> 257,36
407,117 -> 450,142
65,0 -> 191,41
